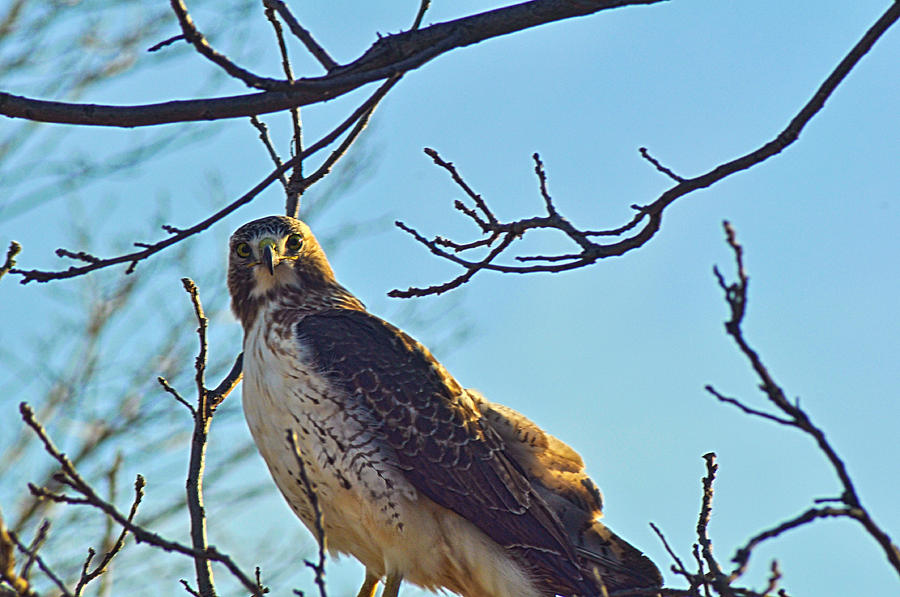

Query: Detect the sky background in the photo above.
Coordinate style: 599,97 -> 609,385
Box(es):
2,1 -> 899,596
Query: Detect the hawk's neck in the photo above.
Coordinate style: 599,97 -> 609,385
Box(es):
238,278 -> 365,330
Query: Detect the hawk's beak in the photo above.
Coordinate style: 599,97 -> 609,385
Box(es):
259,238 -> 277,275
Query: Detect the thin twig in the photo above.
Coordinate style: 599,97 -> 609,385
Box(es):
730,506 -> 852,580
168,0 -> 286,91
411,0 -> 432,30
262,0 -> 338,71
208,353 -> 243,407
147,34 -> 186,52
159,376 -> 196,415
73,477 -> 143,596
261,2 -> 305,217
649,522 -> 694,587
18,403 -> 263,595
179,278 -> 217,597
3,524 -> 72,597
639,147 -> 684,182
703,385 -> 795,427
18,520 -> 49,583
695,453 -> 734,597
249,116 -> 289,191
0,241 -> 21,282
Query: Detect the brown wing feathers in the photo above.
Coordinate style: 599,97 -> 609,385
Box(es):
296,309 -> 598,596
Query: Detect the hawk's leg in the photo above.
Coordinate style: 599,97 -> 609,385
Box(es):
355,570 -> 379,597
382,572 -> 403,597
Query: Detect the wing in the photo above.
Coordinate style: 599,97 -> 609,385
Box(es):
296,309 -> 597,595
470,391 -> 663,591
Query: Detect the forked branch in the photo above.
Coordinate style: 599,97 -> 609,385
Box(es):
707,222 -> 900,579
391,2 -> 900,297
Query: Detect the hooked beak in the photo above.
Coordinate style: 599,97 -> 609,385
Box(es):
259,238 -> 277,275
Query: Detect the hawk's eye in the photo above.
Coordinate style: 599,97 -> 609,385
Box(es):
234,242 -> 252,258
285,234 -> 303,252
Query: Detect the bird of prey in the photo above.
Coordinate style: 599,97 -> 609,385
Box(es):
227,215 -> 662,597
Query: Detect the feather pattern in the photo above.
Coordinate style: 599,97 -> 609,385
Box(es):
228,215 -> 662,596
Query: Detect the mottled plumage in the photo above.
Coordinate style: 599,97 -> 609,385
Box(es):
227,215 -> 661,597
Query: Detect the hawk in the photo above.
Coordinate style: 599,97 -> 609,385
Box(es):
227,215 -> 662,597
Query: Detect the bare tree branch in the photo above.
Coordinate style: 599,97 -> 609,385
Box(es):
179,278 -> 218,597
411,0 -> 433,31
262,0 -> 338,72
9,74 -> 399,284
1,513 -> 70,597
168,0 -> 285,91
390,2 -> 900,296
0,241 -> 21,283
710,222 -> 900,579
73,478 -> 142,596
0,0 -> 666,127
258,1 -> 306,217
18,403 -> 264,596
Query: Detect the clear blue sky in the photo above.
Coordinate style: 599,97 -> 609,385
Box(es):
2,1 -> 898,595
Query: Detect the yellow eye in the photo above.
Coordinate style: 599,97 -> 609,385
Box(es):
285,233 -> 303,251
234,242 -> 251,258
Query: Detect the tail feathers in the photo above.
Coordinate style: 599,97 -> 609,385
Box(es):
575,519 -> 663,592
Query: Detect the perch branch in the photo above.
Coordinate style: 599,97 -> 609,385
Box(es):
0,0 -> 667,127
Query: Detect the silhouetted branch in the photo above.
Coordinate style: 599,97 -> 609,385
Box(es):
260,1 -> 305,217
262,0 -> 338,72
159,280 -> 253,597
392,2 -> 900,296
249,116 -> 289,191
649,522 -> 694,589
639,147 -> 684,183
179,278 -> 217,597
72,477 -> 142,596
708,222 -> 900,579
147,33 -> 186,53
695,454 -> 734,597
18,520 -> 49,585
9,74 -> 398,284
18,403 -> 263,596
411,0 -> 432,31
0,0 -> 666,127
168,0 -> 284,91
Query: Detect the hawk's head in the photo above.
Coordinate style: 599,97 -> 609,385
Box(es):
227,215 -> 358,327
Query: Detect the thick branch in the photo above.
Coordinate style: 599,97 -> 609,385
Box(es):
0,0 -> 665,127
